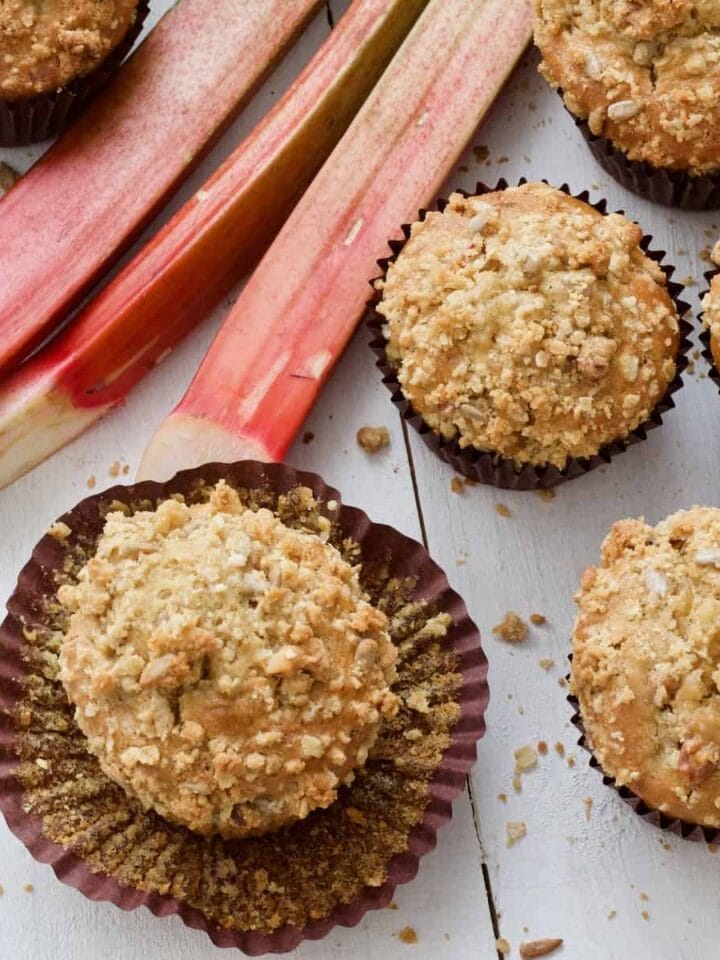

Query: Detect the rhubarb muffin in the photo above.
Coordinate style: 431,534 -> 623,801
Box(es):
535,0 -> 720,207
573,507 -> 720,830
375,182 -> 681,479
58,480 -> 399,839
0,0 -> 147,144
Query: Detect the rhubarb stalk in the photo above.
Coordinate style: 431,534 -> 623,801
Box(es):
139,0 -> 533,481
0,0 -> 322,374
0,0 -> 431,490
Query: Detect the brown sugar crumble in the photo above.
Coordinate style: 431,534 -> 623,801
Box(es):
530,613 -> 546,626
398,926 -> 419,945
520,939 -> 563,958
356,425 -> 390,453
493,612 -> 528,644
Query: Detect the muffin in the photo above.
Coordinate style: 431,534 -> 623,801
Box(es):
535,0 -> 720,209
372,182 -> 684,488
701,240 -> 720,389
0,0 -> 147,145
573,507 -> 720,832
0,461 -> 487,951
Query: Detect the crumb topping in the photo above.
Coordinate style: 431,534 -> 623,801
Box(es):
58,481 -> 398,839
378,184 -> 678,469
535,0 -> 720,174
0,0 -> 139,99
573,507 -> 720,827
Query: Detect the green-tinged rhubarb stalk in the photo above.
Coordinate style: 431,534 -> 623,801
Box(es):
0,0 -> 322,374
139,0 -> 533,481
0,0 -> 431,490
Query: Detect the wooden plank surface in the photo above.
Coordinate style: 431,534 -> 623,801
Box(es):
1,0 -> 718,958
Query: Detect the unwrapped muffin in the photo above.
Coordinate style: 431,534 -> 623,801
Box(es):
573,507 -> 720,830
535,0 -> 720,208
374,182 -> 682,483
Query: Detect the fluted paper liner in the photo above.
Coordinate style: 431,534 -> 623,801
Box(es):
0,460 -> 488,954
0,0 -> 149,146
368,179 -> 691,491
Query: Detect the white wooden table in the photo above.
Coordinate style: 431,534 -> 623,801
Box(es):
2,3 -> 719,958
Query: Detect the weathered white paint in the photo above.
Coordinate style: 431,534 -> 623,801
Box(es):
1,1 -> 716,958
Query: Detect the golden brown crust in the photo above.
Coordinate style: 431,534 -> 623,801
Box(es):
58,482 -> 399,839
0,0 -> 139,99
573,507 -> 720,828
535,0 -> 720,174
377,183 -> 679,470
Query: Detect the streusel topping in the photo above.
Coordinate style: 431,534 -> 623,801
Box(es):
377,183 -> 679,469
535,0 -> 720,174
58,482 -> 398,839
0,0 -> 139,98
573,507 -> 720,828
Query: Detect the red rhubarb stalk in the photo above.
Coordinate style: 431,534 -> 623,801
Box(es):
0,0 -> 322,374
139,0 -> 533,480
0,0 -> 431,489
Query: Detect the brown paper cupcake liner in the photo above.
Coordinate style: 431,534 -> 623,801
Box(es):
0,0 -> 149,146
367,178 -> 692,491
0,459 -> 488,954
699,267 -> 720,395
566,666 -> 720,845
573,112 -> 720,212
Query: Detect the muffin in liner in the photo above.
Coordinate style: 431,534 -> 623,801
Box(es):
699,267 -> 720,395
368,178 -> 692,491
0,0 -> 149,147
573,113 -> 720,213
567,672 -> 720,845
0,459 -> 488,954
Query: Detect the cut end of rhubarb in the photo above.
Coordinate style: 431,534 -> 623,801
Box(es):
137,413 -> 273,482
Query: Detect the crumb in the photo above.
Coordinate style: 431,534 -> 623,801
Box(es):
451,477 -> 465,494
661,840 -> 672,851
302,431 -> 315,445
686,360 -> 695,375
537,740 -> 548,755
493,612 -> 528,644
398,926 -> 418,945
23,884 -> 33,893
512,772 -> 522,792
497,937 -> 511,955
473,144 -> 489,162
0,883 -> 4,895
48,521 -> 71,541
520,939 -> 563,958
530,613 -> 546,625
109,460 -> 121,478
700,246 -> 713,263
0,161 -> 18,193
444,933 -> 450,941
458,164 -> 469,173
497,793 -> 508,803
538,658 -> 554,671
566,755 -> 575,768
676,248 -> 687,256
555,742 -> 565,757
641,911 -> 650,922
86,475 -> 96,490
387,901 -> 399,911
515,745 -> 538,771
496,502 -> 511,518
607,910 -> 616,920
680,275 -> 696,287
356,425 -> 389,453
498,155 -> 509,163
537,488 -> 556,502
456,551 -> 468,566
506,821 -> 527,847
122,464 -> 130,476
640,893 -> 648,902
584,797 -> 593,821
557,676 -> 567,688
709,844 -> 719,855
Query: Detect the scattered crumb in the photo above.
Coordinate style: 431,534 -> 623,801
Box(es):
387,901 -> 399,911
0,161 -> 19,193
676,248 -> 687,256
641,911 -> 650,922
497,937 -> 511,955
109,460 -> 121,478
538,658 -> 554,671
451,477 -> 465,494
686,360 -> 695,375
493,612 -> 528,644
498,155 -> 509,164
473,144 -> 489,162
302,431 -> 315,445
639,893 -> 649,902
458,164 -> 469,173
566,755 -> 576,768
680,275 -> 696,287
520,939 -> 563,958
537,488 -> 556,503
86,475 -> 96,490
456,551 -> 469,566
0,883 -> 4,895
512,773 -> 522,792
506,821 -> 527,847
607,910 -> 616,920
48,521 -> 72,541
496,502 -> 512,518
398,926 -> 418,945
537,740 -> 548,755
515,745 -> 538,771
497,793 -> 508,803
557,676 -> 567,688
709,844 -> 719,855
357,425 -> 390,453
584,797 -> 593,821
700,246 -> 713,264
529,613 -> 546,626
23,884 -> 33,893
122,464 -> 130,476
661,840 -> 672,852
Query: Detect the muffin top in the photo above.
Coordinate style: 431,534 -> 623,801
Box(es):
0,0 -> 139,99
535,0 -> 720,175
573,507 -> 720,828
377,183 -> 679,470
58,482 -> 399,839
701,240 -> 720,369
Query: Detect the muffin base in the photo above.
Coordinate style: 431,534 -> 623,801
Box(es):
0,0 -> 149,146
699,268 -> 720,396
368,178 -> 692,491
0,459 -> 488,954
